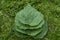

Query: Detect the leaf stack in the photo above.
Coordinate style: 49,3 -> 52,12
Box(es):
14,4 -> 48,39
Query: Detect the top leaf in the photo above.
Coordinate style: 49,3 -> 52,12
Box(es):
15,4 -> 44,26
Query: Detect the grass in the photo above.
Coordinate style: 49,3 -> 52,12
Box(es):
0,0 -> 60,40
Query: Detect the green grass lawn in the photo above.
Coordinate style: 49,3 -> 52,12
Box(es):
0,0 -> 60,40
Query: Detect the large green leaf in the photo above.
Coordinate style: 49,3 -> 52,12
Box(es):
15,4 -> 44,26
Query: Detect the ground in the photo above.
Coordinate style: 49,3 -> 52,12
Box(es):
0,0 -> 60,40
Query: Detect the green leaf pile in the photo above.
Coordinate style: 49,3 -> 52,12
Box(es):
14,4 -> 48,39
